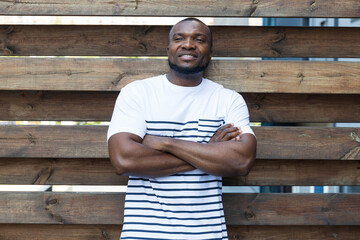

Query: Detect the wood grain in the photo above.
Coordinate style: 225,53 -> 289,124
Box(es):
0,0 -> 359,17
1,91 -> 360,122
1,158 -> 360,186
1,192 -> 360,225
0,126 -> 359,160
1,225 -> 360,240
0,58 -> 359,94
1,26 -> 360,58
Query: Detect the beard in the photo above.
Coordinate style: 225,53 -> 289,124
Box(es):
168,59 -> 210,75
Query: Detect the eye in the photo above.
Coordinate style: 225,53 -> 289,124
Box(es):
195,38 -> 205,43
173,36 -> 183,41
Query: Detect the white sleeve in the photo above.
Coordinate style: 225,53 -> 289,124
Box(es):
226,91 -> 255,136
107,84 -> 146,141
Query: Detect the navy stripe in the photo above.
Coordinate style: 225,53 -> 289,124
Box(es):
198,129 -> 217,133
129,178 -> 221,184
124,214 -> 224,221
146,128 -> 216,134
173,135 -> 211,138
198,124 -> 222,128
126,192 -> 222,199
129,185 -> 221,191
198,119 -> 224,122
145,120 -> 198,125
146,127 -> 198,132
121,237 -> 226,240
126,199 -> 222,207
171,173 -> 211,176
124,207 -> 224,214
126,200 -> 222,207
123,221 -> 225,228
122,229 -> 223,235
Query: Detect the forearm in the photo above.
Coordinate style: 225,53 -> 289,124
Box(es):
145,134 -> 256,177
108,133 -> 194,178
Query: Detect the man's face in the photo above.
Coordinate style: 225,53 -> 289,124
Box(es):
167,20 -> 213,74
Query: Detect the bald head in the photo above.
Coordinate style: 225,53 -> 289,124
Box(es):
169,18 -> 213,49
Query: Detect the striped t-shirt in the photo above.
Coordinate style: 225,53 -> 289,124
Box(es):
107,75 -> 254,240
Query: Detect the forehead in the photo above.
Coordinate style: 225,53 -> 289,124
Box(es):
170,20 -> 211,38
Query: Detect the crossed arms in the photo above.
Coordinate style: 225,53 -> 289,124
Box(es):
108,123 -> 257,178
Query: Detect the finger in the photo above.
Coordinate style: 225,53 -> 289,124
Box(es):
209,123 -> 233,142
220,128 -> 242,141
214,126 -> 241,142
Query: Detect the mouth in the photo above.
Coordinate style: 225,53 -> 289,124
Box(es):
178,53 -> 197,61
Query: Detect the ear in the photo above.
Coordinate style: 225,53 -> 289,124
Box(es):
166,46 -> 170,56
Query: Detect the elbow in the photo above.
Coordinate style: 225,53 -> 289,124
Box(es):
109,150 -> 135,176
109,155 -> 128,176
234,155 -> 256,176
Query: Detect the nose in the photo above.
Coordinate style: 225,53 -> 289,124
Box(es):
182,38 -> 195,49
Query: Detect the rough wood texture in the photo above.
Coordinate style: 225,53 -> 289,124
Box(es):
0,224 -> 122,240
1,58 -> 360,94
1,26 -> 360,58
1,91 -> 360,122
1,192 -> 360,225
1,158 -> 360,186
226,226 -> 360,240
0,126 -> 359,160
1,225 -> 360,240
0,0 -> 359,17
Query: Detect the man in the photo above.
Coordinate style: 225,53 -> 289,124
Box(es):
107,18 -> 257,240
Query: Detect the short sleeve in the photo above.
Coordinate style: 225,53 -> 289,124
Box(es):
226,91 -> 255,136
107,84 -> 146,141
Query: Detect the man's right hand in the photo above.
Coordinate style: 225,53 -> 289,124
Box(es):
209,123 -> 242,143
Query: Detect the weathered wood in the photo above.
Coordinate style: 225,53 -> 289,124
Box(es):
226,226 -> 360,240
0,158 -> 124,185
1,192 -> 360,225
1,225 -> 360,240
1,158 -> 360,186
1,91 -> 360,122
1,58 -> 360,94
0,224 -> 122,240
0,126 -> 359,160
1,26 -> 360,58
0,0 -> 359,17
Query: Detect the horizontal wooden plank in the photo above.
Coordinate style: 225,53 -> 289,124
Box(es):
1,91 -> 360,122
1,225 -> 360,240
0,224 -> 122,240
1,58 -> 360,94
0,0 -> 359,17
1,159 -> 360,186
1,192 -> 360,225
0,126 -> 359,160
1,26 -> 360,58
226,226 -> 360,240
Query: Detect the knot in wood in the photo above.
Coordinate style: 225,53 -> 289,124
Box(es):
4,25 -> 14,34
47,198 -> 58,205
3,46 -> 14,55
138,42 -> 147,52
252,104 -> 260,110
272,32 -> 286,43
310,1 -> 317,12
26,104 -> 34,110
321,207 -> 330,212
102,230 -> 111,240
244,210 -> 256,219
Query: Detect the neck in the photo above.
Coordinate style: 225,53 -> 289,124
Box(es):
166,70 -> 203,87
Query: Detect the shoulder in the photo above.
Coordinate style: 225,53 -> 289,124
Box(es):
203,78 -> 240,98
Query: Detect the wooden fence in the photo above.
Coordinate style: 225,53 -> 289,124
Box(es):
0,1 -> 360,239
